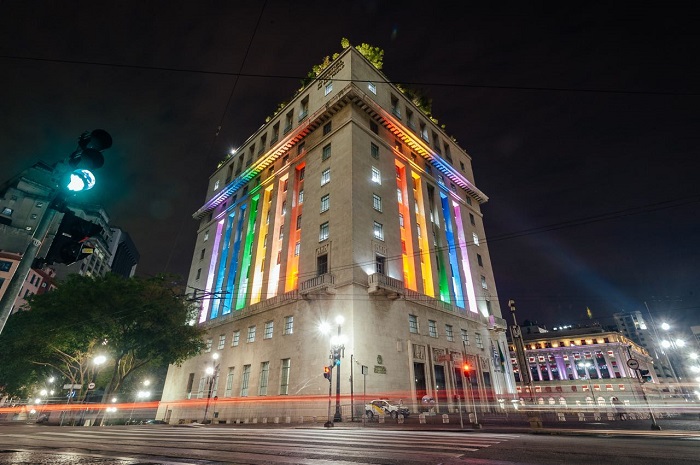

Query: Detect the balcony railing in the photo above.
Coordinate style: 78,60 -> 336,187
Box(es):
300,273 -> 335,295
367,272 -> 404,297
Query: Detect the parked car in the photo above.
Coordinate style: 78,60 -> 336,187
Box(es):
144,419 -> 167,424
364,399 -> 410,419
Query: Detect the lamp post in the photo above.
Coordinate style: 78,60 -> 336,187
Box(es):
659,322 -> 687,397
127,380 -> 151,424
202,353 -> 220,424
577,362 -> 596,405
319,316 -> 346,423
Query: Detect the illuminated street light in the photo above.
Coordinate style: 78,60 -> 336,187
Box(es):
202,353 -> 221,424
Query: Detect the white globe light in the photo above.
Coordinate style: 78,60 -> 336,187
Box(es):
676,339 -> 686,347
335,315 -> 345,325
93,355 -> 107,365
318,322 -> 331,334
205,366 -> 215,375
661,322 -> 670,331
661,340 -> 671,349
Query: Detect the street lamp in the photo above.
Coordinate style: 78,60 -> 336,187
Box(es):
577,362 -> 596,405
319,316 -> 346,423
128,381 -> 152,424
202,353 -> 220,424
659,322 -> 687,397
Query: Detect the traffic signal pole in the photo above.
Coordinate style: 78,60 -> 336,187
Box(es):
0,194 -> 58,334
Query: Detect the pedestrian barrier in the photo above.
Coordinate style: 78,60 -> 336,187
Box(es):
419,414 -> 426,424
556,412 -> 566,422
577,413 -> 585,421
442,414 -> 449,424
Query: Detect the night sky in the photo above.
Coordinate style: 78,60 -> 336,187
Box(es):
1,2 -> 698,329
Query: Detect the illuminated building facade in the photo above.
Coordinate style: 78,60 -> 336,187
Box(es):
158,47 -> 515,423
509,327 -> 658,408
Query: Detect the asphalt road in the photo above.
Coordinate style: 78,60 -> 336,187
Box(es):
0,420 -> 698,465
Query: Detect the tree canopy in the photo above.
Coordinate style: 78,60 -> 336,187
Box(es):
0,273 -> 205,399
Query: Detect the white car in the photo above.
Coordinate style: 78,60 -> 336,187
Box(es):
364,399 -> 410,419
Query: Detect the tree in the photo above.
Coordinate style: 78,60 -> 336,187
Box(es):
0,273 -> 206,400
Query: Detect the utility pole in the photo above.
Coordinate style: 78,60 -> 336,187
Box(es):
508,300 -> 535,403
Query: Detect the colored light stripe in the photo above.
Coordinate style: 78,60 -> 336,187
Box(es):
395,162 -> 416,290
440,192 -> 462,307
251,188 -> 274,304
200,218 -> 225,323
453,201 -> 479,314
210,213 -> 234,319
222,206 -> 246,315
411,173 -> 434,297
236,195 -> 259,310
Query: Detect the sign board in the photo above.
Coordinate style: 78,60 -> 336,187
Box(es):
437,354 -> 452,362
63,384 -> 82,390
626,359 -> 640,370
87,382 -> 96,390
361,365 -> 368,375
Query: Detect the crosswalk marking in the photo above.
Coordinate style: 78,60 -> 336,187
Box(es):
0,427 -> 519,464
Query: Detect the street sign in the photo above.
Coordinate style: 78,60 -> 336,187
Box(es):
63,384 -> 82,390
626,359 -> 640,370
87,382 -> 96,390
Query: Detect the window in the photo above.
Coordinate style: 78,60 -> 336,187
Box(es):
461,329 -> 469,345
200,248 -> 206,260
375,255 -> 386,274
284,111 -> 293,133
477,254 -> 483,267
317,254 -> 328,275
460,161 -> 465,171
321,168 -> 330,186
325,81 -> 333,95
214,180 -> 220,190
469,213 -> 475,225
472,232 -> 480,246
445,324 -> 454,342
420,122 -> 429,142
481,275 -> 488,289
408,315 -> 418,334
240,365 -> 251,396
259,361 -> 270,395
391,95 -> 401,118
224,367 -> 235,397
205,338 -> 213,352
298,189 -> 304,204
319,221 -> 330,242
299,97 -> 309,120
271,122 -> 280,143
399,214 -> 404,228
264,321 -> 274,339
371,167 -> 381,184
323,122 -> 332,135
218,334 -> 226,350
428,320 -> 438,338
320,194 -> 330,213
294,241 -> 300,256
298,167 -> 305,180
369,121 -> 379,134
280,359 -> 291,395
296,214 -> 302,230
466,196 -> 472,206
195,268 -> 201,280
370,142 -> 379,159
297,141 -> 305,154
373,222 -> 384,241
0,260 -> 13,272
247,325 -> 256,343
322,144 -> 331,161
203,230 -> 209,242
407,109 -> 416,130
284,316 -> 294,334
475,332 -> 484,349
397,188 -> 403,204
373,194 -> 382,211
232,330 -> 240,347
368,81 -> 376,94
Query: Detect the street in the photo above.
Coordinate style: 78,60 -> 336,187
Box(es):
0,421 -> 699,465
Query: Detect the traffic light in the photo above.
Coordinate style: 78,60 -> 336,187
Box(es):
332,348 -> 341,366
323,365 -> 332,381
639,369 -> 652,383
65,129 -> 112,192
43,211 -> 103,265
462,363 -> 472,378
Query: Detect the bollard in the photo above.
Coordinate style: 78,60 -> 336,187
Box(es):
378,414 -> 385,424
398,414 -> 405,424
262,417 -> 268,424
252,418 -> 258,424
273,417 -> 280,424
419,413 -> 426,424
285,416 -> 291,424
442,414 -> 450,424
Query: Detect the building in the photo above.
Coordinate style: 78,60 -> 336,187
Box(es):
107,228 -> 139,278
612,310 -> 690,397
157,45 -> 515,424
508,325 -> 657,409
1,161 -> 138,314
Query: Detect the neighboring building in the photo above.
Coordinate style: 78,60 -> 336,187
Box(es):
508,326 -> 657,409
0,251 -> 57,313
158,46 -> 514,424
108,228 -> 139,278
612,311 -> 687,396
